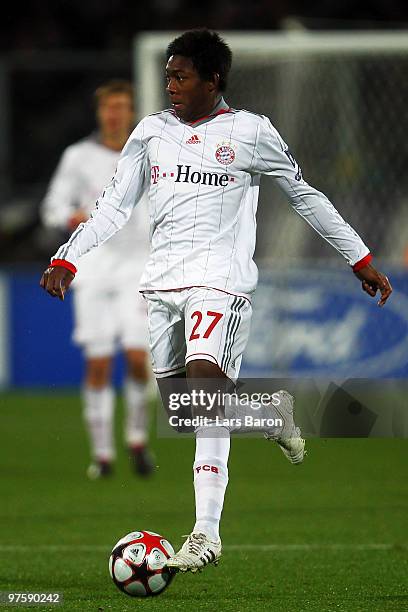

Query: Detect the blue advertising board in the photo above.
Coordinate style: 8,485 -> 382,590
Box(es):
1,265 -> 407,387
241,266 -> 408,378
5,270 -> 125,388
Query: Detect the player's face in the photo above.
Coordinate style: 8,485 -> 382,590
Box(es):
165,55 -> 218,122
97,93 -> 134,137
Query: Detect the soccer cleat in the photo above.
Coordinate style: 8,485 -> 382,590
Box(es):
86,460 -> 113,480
166,532 -> 222,573
129,445 -> 155,477
264,390 -> 306,465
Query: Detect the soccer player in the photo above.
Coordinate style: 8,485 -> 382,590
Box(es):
41,80 -> 154,479
40,30 -> 392,571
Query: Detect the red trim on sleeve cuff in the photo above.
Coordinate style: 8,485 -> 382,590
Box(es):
352,254 -> 372,272
50,259 -> 77,275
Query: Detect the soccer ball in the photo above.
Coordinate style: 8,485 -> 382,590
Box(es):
109,530 -> 175,597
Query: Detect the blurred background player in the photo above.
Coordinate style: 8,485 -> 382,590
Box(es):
41,80 -> 153,479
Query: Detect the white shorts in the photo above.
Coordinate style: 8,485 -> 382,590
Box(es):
144,287 -> 252,380
72,285 -> 149,358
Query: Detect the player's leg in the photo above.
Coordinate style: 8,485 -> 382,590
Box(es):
224,388 -> 305,464
118,288 -> 154,476
83,355 -> 115,478
166,358 -> 227,573
167,289 -> 250,573
144,287 -> 225,536
72,287 -> 117,478
181,290 -> 304,463
124,348 -> 155,476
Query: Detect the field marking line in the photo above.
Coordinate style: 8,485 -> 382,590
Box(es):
226,544 -> 405,551
0,543 -> 405,553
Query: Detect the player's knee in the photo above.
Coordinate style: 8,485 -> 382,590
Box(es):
86,358 -> 112,388
126,349 -> 149,381
186,359 -> 225,379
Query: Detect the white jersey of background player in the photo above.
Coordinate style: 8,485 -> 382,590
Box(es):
41,80 -> 154,480
41,32 -> 392,572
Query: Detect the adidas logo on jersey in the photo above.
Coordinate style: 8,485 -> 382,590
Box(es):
186,134 -> 201,144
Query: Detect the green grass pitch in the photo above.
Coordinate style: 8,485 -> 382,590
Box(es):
1,391 -> 407,611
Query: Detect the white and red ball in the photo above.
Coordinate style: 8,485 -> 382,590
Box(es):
109,530 -> 175,597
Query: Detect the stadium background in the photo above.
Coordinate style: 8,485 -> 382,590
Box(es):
1,2 -> 407,611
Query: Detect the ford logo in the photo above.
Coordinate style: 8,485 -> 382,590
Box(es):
242,267 -> 408,378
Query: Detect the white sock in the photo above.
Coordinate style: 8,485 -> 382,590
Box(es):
83,386 -> 115,461
124,378 -> 148,446
193,426 -> 230,541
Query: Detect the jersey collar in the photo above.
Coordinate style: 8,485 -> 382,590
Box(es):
172,97 -> 231,128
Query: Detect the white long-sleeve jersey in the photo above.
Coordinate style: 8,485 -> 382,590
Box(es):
52,100 -> 370,298
42,134 -> 149,289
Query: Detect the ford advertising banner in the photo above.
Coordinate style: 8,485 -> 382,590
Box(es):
241,266 -> 408,378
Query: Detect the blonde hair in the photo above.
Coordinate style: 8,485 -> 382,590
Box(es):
94,80 -> 134,109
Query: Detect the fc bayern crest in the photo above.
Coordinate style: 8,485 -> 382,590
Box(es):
215,142 -> 236,165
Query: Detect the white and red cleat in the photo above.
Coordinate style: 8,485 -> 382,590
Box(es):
264,390 -> 306,464
166,532 -> 222,573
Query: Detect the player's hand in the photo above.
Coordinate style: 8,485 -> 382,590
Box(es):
68,211 -> 88,231
39,266 -> 74,301
353,263 -> 392,307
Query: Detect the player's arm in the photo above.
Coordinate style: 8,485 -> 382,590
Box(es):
40,122 -> 149,300
40,146 -> 87,231
253,116 -> 392,306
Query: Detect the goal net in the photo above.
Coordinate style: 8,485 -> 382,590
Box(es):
134,31 -> 408,267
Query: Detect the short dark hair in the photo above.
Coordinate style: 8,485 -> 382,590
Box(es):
166,29 -> 232,92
